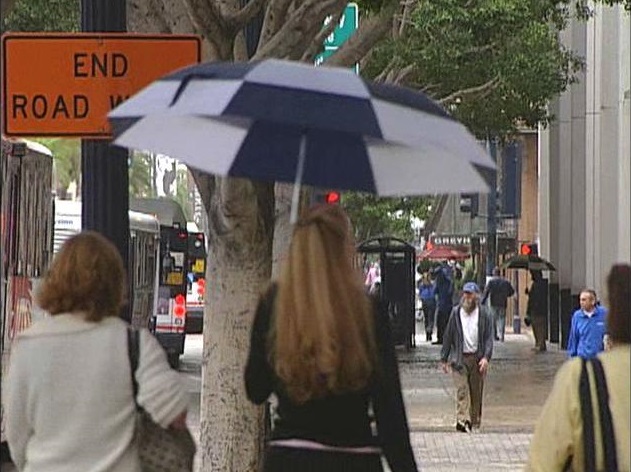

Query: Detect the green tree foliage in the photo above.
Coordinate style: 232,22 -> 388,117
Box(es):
363,0 -> 585,137
342,193 -> 432,243
174,168 -> 193,222
2,0 -> 79,33
34,138 -> 81,197
129,152 -> 154,198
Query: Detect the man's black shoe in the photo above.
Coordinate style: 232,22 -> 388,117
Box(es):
432,341 -> 442,345
456,421 -> 471,433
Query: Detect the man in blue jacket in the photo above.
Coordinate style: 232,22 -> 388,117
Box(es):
567,289 -> 608,359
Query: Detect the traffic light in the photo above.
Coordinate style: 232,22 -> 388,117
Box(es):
311,189 -> 341,205
459,193 -> 479,217
520,242 -> 538,256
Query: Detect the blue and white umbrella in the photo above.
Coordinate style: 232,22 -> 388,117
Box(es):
109,59 -> 494,221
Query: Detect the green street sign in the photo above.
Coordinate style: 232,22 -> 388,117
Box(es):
315,3 -> 359,71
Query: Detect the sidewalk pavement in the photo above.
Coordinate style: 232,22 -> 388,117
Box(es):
397,326 -> 568,471
2,329 -> 567,471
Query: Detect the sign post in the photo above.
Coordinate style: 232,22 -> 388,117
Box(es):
314,3 -> 359,71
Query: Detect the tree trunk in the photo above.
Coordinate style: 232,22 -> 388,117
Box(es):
125,1 -> 399,469
199,176 -> 274,471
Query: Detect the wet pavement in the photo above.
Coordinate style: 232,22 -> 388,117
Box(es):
181,325 -> 569,471
0,326 -> 567,472
396,326 -> 567,471
401,326 -> 567,433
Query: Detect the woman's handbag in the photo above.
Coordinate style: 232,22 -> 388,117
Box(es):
127,327 -> 196,472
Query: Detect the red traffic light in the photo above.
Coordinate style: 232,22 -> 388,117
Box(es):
325,191 -> 340,204
174,294 -> 186,305
520,243 -> 532,255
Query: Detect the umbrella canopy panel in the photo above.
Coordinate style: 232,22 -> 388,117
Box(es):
109,60 -> 496,197
502,254 -> 556,271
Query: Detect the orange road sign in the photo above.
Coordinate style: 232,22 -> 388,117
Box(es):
1,33 -> 201,138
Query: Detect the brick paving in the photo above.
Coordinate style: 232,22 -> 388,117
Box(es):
408,431 -> 532,471
2,328 -> 565,471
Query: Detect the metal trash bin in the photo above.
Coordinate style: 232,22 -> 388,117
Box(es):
357,237 -> 416,349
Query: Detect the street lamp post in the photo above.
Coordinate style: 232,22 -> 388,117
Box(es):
81,0 -> 130,321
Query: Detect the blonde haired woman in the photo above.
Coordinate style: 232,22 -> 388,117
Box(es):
245,205 -> 417,472
5,232 -> 187,471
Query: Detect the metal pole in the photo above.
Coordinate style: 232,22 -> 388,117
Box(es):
486,137 -> 498,277
81,0 -> 130,321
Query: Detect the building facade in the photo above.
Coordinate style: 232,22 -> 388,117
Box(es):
539,4 -> 630,346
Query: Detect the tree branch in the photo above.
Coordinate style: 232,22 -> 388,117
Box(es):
184,0 -> 233,59
300,6 -> 345,62
325,0 -> 399,68
394,0 -> 415,38
252,0 -> 345,60
393,64 -> 415,84
438,76 -> 501,105
258,0 -> 293,48
228,0 -> 268,30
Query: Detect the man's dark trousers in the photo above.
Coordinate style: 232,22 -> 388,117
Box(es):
436,308 -> 451,344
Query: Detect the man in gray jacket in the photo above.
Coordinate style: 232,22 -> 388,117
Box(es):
440,282 -> 494,433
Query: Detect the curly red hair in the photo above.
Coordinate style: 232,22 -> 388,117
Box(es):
38,231 -> 126,321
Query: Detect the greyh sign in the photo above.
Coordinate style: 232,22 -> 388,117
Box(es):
431,234 -> 487,247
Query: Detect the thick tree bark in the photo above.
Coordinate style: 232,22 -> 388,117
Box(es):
201,177 -> 274,471
126,1 -> 399,470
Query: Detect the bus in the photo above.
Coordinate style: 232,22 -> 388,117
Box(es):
52,200 -> 161,331
130,197 -> 191,367
185,231 -> 207,334
1,138 -> 53,453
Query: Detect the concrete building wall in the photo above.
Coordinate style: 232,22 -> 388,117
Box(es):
514,134 -> 539,322
539,4 -> 630,347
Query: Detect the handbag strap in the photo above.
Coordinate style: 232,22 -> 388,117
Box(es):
591,358 -> 619,472
579,359 -> 596,472
127,326 -> 140,404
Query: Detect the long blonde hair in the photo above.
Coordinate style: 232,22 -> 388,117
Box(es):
269,205 -> 377,404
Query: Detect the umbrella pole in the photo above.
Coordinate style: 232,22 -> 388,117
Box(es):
290,133 -> 307,224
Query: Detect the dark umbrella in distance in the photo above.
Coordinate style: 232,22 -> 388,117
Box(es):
502,254 -> 556,271
109,59 -> 496,222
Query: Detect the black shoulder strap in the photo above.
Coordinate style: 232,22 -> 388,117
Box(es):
579,359 -> 596,472
126,326 -> 140,402
591,358 -> 619,472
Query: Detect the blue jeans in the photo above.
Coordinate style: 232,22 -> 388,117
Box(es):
422,301 -> 436,335
489,306 -> 506,341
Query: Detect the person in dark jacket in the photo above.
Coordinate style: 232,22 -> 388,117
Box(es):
481,267 -> 515,342
244,205 -> 417,472
433,264 -> 454,345
418,273 -> 437,342
440,282 -> 494,433
526,270 -> 548,352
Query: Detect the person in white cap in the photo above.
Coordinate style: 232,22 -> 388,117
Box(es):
440,282 -> 494,433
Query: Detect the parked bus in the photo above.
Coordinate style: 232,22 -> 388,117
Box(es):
130,197 -> 191,367
52,200 -> 161,331
1,138 -> 53,455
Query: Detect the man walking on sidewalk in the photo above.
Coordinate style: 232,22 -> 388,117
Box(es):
481,267 -> 515,342
440,282 -> 494,433
567,288 -> 608,359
